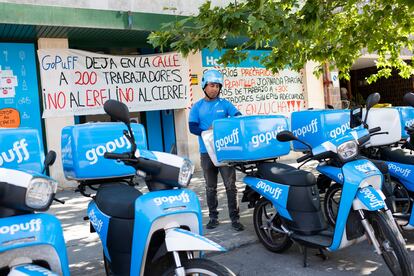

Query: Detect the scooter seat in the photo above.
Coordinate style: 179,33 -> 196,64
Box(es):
95,183 -> 142,219
256,162 -> 316,187
369,159 -> 389,174
380,147 -> 414,165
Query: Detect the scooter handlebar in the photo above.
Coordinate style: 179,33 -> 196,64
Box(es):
405,125 -> 414,135
297,152 -> 312,163
104,151 -> 162,174
369,127 -> 381,134
104,152 -> 131,160
357,127 -> 382,146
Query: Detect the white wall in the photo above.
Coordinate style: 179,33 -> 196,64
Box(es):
303,61 -> 325,109
0,0 -> 234,15
37,38 -> 77,189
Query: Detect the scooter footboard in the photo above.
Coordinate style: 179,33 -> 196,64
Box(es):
353,186 -> 386,211
165,228 -> 225,252
8,264 -> 58,276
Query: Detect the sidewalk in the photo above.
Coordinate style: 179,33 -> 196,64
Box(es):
48,160 -> 315,275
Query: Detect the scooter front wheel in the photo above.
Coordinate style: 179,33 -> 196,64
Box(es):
253,197 -> 292,252
324,183 -> 342,226
162,258 -> 235,276
368,211 -> 413,276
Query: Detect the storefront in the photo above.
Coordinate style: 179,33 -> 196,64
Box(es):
0,1 -> 326,187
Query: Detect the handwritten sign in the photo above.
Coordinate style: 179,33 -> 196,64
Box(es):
0,108 -> 20,127
37,49 -> 191,118
202,49 -> 305,115
0,68 -> 18,98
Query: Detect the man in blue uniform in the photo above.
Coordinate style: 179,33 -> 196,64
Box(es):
188,69 -> 244,231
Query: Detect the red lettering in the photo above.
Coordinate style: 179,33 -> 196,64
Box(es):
86,89 -> 94,107
296,100 -> 302,111
152,54 -> 180,67
224,79 -> 256,89
86,89 -> 108,107
118,87 -> 134,103
245,104 -> 256,115
277,85 -> 288,93
47,92 -> 66,110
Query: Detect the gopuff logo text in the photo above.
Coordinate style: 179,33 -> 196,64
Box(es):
329,122 -> 350,139
388,163 -> 411,178
0,139 -> 29,166
251,126 -> 286,148
0,218 -> 41,235
89,209 -> 103,232
256,180 -> 283,200
153,191 -> 191,206
359,187 -> 385,209
85,135 -> 131,165
292,119 -> 318,138
20,265 -> 57,276
355,163 -> 377,174
405,119 -> 414,128
215,128 -> 239,152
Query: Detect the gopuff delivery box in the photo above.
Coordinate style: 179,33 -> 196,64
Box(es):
202,129 -> 226,167
211,115 -> 290,163
395,106 -> 414,139
290,109 -> 350,151
0,128 -> 44,173
61,122 -> 147,180
364,108 -> 402,146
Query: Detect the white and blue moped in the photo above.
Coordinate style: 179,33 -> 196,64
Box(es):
62,100 -> 234,276
208,93 -> 412,275
329,92 -> 414,231
0,127 -> 69,275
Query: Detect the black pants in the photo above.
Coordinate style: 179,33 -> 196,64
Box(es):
200,153 -> 239,221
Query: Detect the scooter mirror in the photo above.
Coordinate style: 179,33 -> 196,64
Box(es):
277,130 -> 298,142
350,107 -> 363,129
366,92 -> 381,110
104,100 -> 130,125
363,92 -> 380,126
44,150 -> 57,167
403,92 -> 414,107
42,150 -> 57,174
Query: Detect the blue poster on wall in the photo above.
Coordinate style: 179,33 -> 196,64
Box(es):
0,43 -> 43,142
202,49 -> 266,68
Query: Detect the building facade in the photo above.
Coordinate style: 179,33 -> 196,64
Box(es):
0,0 -> 326,187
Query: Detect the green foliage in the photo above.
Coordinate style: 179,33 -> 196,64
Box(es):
148,0 -> 414,82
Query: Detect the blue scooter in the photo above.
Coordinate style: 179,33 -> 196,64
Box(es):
370,92 -> 414,230
356,92 -> 414,230
237,93 -> 412,275
64,100 -> 233,276
0,148 -> 70,275
323,92 -> 414,232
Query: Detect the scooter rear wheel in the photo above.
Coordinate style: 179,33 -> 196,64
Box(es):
161,258 -> 235,276
253,197 -> 292,252
368,211 -> 413,276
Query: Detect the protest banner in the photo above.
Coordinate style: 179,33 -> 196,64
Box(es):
202,49 -> 305,115
38,49 -> 190,118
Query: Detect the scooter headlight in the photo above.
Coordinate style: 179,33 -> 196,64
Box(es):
178,159 -> 194,187
337,140 -> 358,161
26,177 -> 58,210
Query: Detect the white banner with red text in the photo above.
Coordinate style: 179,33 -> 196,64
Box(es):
38,49 -> 190,118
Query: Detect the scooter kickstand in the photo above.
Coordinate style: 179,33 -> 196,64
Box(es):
316,248 -> 328,261
301,246 -> 308,267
